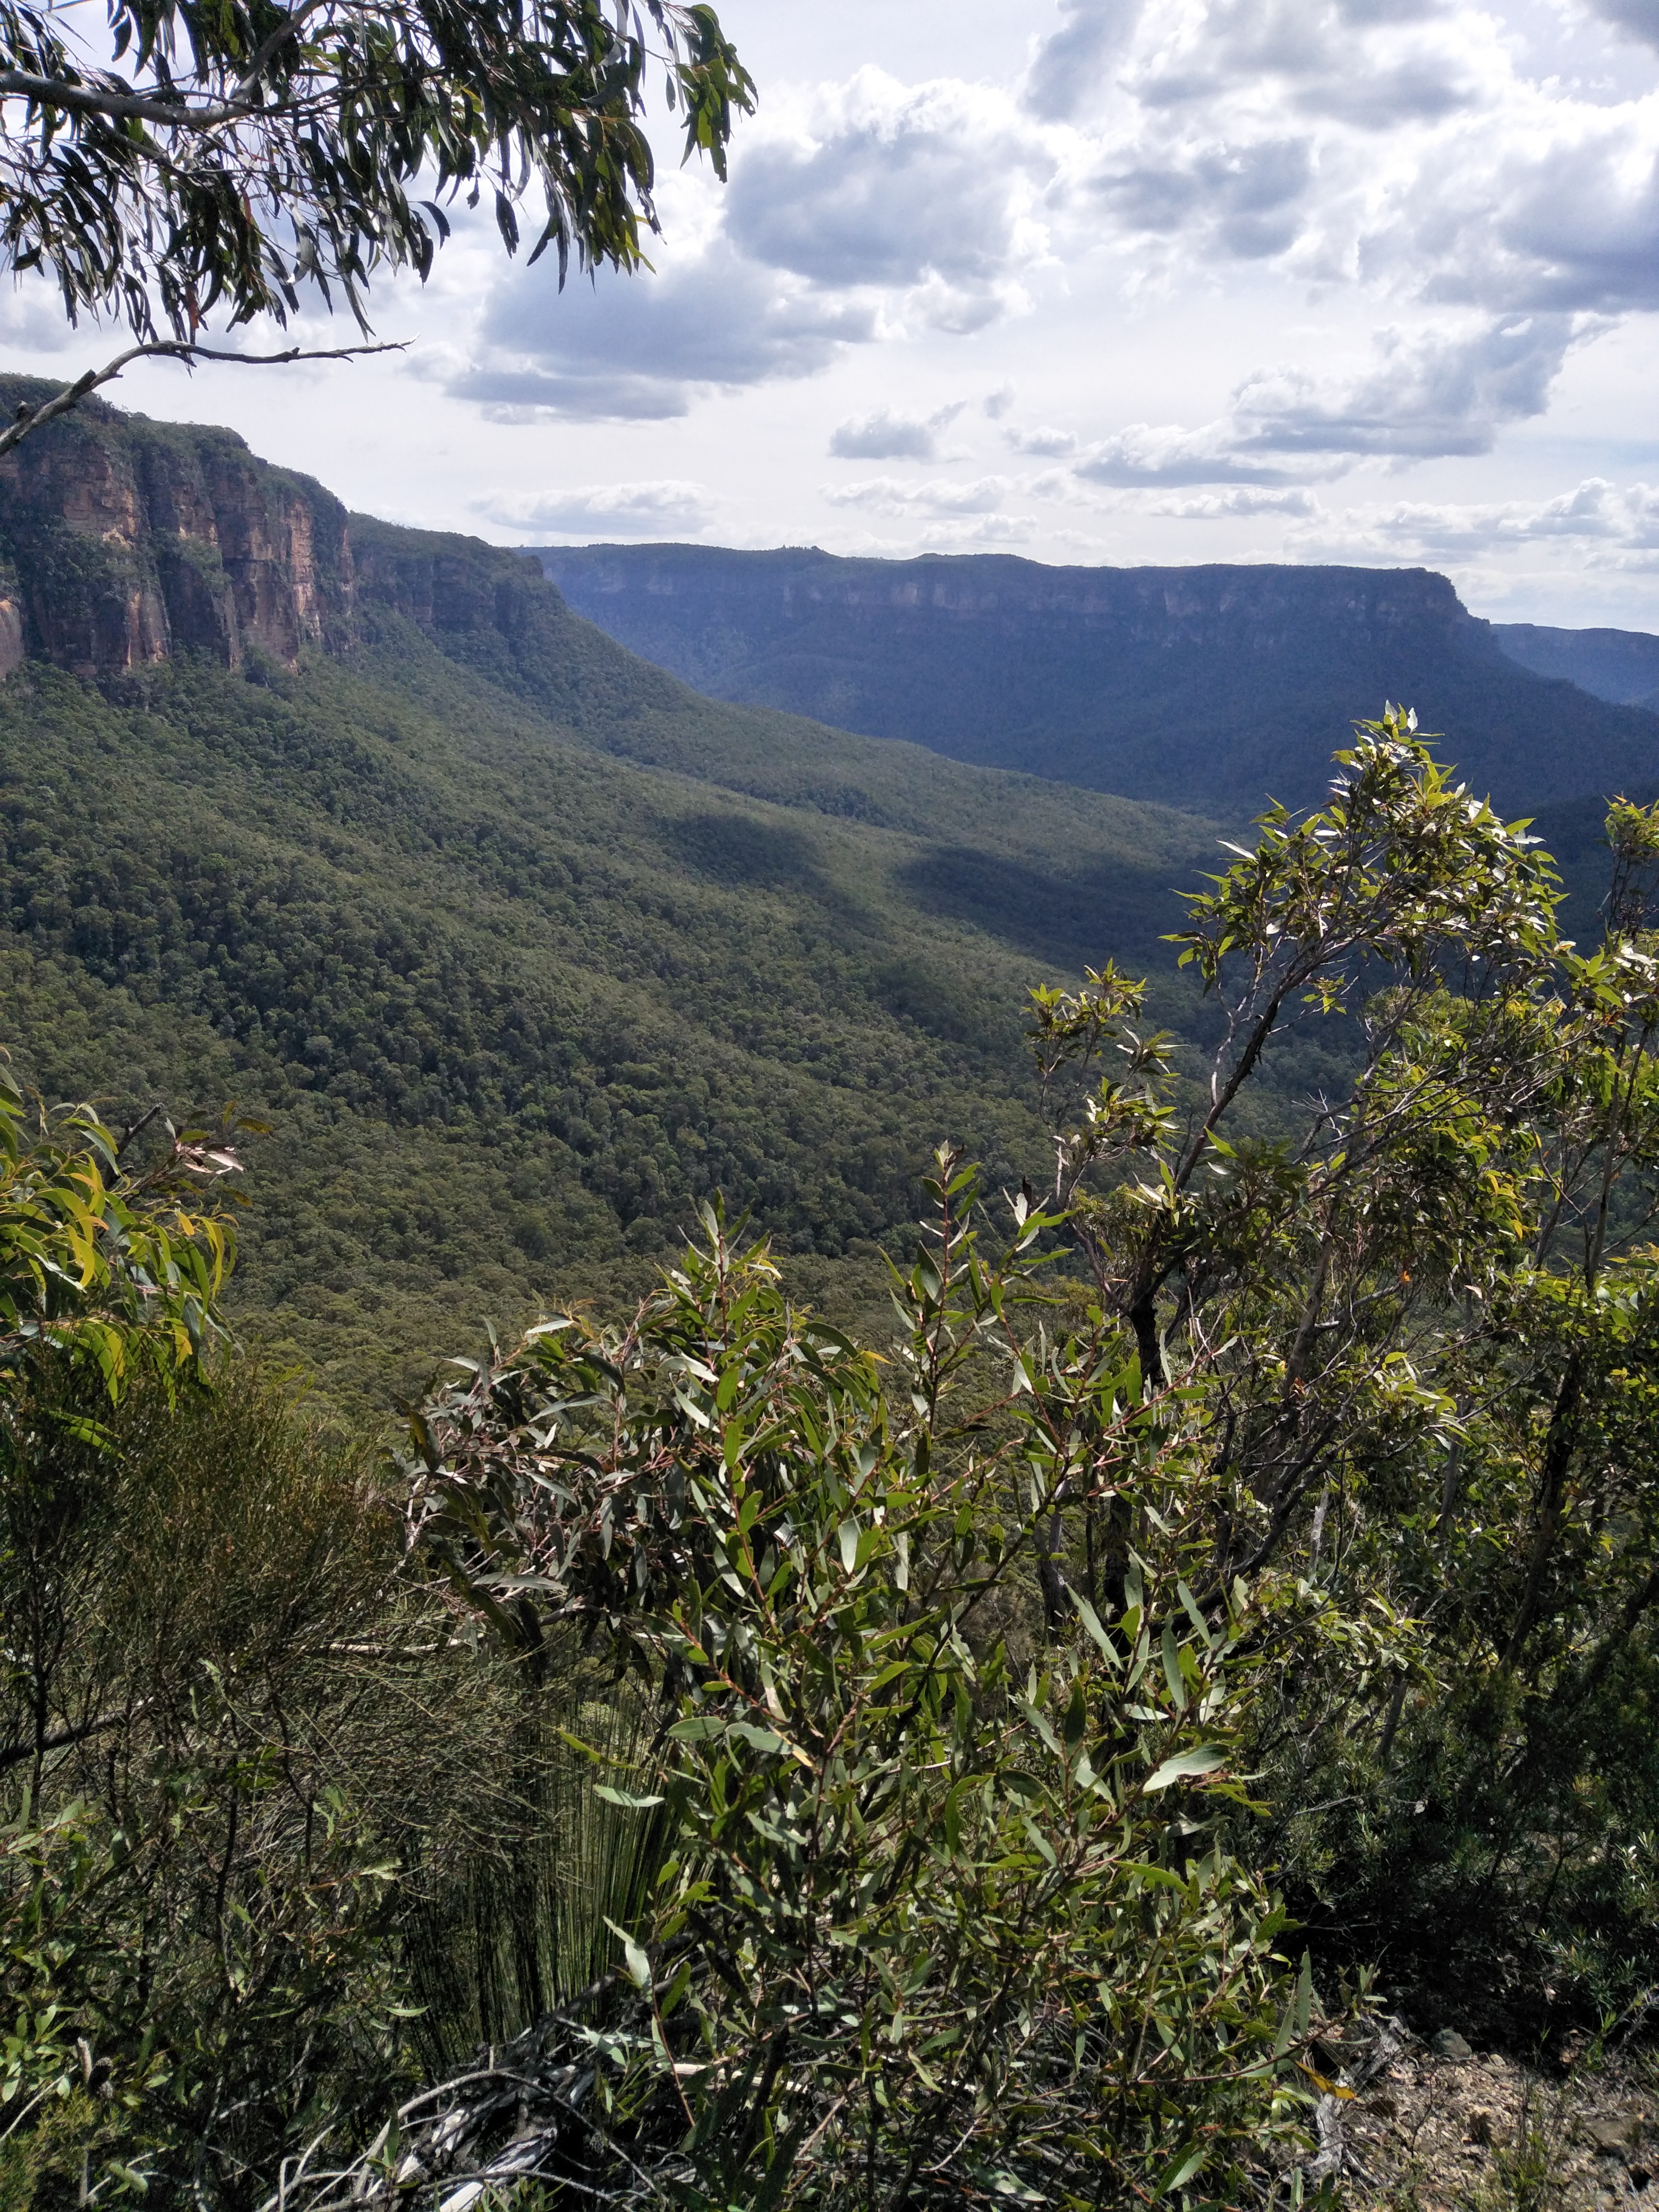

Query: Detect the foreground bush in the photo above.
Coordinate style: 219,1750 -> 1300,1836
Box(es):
400,1166 -> 1319,2208
387,713 -> 1659,2196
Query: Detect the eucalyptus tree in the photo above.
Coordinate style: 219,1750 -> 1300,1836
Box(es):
0,0 -> 752,448
0,1075 -> 555,2207
383,712 -> 1659,2206
396,1174 -> 1321,2211
1033,708 -> 1659,2006
0,1065 -> 245,1399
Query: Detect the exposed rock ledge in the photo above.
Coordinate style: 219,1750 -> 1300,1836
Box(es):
0,375 -> 357,677
0,376 -> 583,688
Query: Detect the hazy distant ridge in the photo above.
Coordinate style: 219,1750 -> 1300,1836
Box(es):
1492,622 -> 1659,711
535,543 -> 1659,818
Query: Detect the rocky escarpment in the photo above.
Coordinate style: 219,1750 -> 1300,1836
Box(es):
0,376 -> 357,679
4,383 -> 1655,817
540,542 -> 1488,656
535,543 -> 1659,813
534,543 -> 1503,708
0,379 -> 573,694
1494,620 -> 1659,710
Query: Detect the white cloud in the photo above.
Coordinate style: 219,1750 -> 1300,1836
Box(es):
0,278 -> 81,355
1586,0 -> 1659,51
1029,0 -> 1659,337
1007,425 -> 1079,456
917,513 -> 1039,546
828,400 -> 965,459
1281,475 -> 1659,562
1024,0 -> 1147,121
448,239 -> 877,420
1066,313 -> 1589,491
1099,0 -> 1493,134
479,481 -> 718,538
725,68 -> 1050,331
1074,421 -> 1299,486
420,0 -> 1659,520
1094,136 -> 1316,261
1230,314 -> 1589,456
1145,485 -> 1320,517
822,474 -> 1014,516
432,66 -> 1054,424
1469,121 -> 1659,317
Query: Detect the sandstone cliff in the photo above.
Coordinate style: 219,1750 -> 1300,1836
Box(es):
0,375 -> 356,678
4,381 -> 1655,818
0,378 -> 570,694
535,542 -> 1659,811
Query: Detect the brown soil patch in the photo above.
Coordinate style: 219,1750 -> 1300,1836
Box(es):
1342,2035 -> 1656,2210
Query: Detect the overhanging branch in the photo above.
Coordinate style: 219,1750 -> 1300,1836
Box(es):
0,65 -> 251,127
0,336 -> 406,460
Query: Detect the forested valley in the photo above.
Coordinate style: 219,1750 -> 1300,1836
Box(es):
0,381 -> 1240,1401
6,392 -> 1659,2209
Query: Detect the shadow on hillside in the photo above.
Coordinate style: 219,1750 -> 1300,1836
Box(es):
666,810 -> 825,888
898,845 -> 1188,973
665,810 -> 873,932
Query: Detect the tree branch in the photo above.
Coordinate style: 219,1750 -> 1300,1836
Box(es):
1173,981 -> 1291,1195
0,1708 -> 136,1774
0,337 -> 405,460
231,0 -> 355,105
1500,1348 -> 1585,1671
0,5 -> 349,131
0,66 -> 249,128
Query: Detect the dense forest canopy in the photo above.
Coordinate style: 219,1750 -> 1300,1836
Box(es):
0,381 -> 1297,1401
0,631 -> 1229,1401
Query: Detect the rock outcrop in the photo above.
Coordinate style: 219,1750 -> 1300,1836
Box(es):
0,375 -> 354,676
0,379 -> 567,694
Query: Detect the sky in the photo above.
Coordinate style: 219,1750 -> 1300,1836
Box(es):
10,0 -> 1659,625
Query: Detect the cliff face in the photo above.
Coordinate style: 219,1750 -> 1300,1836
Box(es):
539,542 -> 1480,647
536,543 -> 1659,812
1494,622 -> 1659,709
532,542 -> 1490,668
0,377 -> 355,678
4,385 -> 1654,818
0,381 -> 566,697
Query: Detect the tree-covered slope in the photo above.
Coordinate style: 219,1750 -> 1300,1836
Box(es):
5,388 -> 1588,1407
535,543 -> 1659,817
0,600 -> 1219,1402
1493,619 -> 1659,706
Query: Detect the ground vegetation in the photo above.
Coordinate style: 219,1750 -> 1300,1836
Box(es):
6,715 -> 1659,2208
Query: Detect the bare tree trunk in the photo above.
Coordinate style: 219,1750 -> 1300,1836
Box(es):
1127,1290 -> 1166,1400
1501,1353 -> 1583,1670
1376,1676 -> 1409,1769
